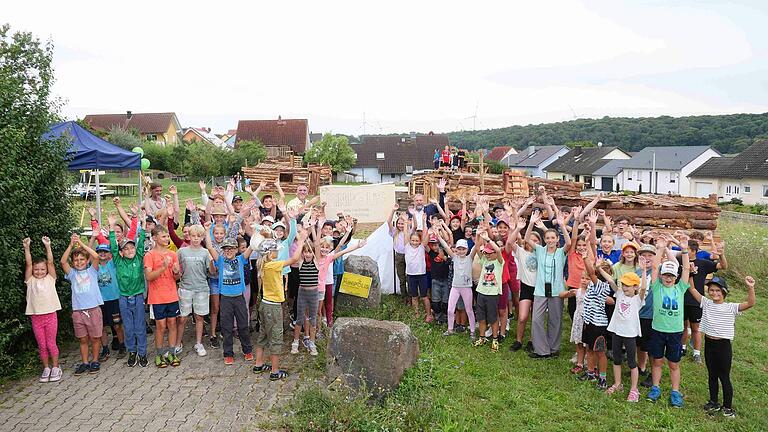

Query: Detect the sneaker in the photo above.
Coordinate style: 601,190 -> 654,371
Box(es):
244,352 -> 254,361
473,337 -> 487,347
98,346 -> 110,362
138,355 -> 149,368
309,341 -> 318,356
111,336 -> 120,351
89,361 -> 100,374
49,367 -> 62,382
605,383 -> 623,395
577,371 -> 597,382
290,340 -> 299,354
194,343 -> 207,357
703,400 -> 721,413
524,341 -> 534,353
302,337 -> 311,349
455,324 -> 466,333
39,367 -> 51,383
670,390 -> 684,408
491,339 -> 499,353
169,353 -> 181,367
74,363 -> 90,376
692,353 -> 702,364
497,334 -> 506,343
570,364 -> 584,375
442,330 -> 454,337
210,336 -> 220,349
647,385 -> 661,402
528,352 -> 551,359
640,373 -> 653,388
638,368 -> 649,377
224,356 -> 234,365
596,377 -> 608,390
155,355 -> 168,368
174,344 -> 183,355
722,408 -> 736,418
627,389 -> 640,402
117,345 -> 127,359
509,341 -> 523,352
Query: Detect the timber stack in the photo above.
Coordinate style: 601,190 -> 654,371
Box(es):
242,160 -> 332,195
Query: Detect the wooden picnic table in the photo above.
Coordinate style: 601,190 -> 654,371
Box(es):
101,183 -> 138,196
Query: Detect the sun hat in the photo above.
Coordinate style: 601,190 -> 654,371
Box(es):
660,260 -> 680,276
619,272 -> 641,287
211,206 -> 227,216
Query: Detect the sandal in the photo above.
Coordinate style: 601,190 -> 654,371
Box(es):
269,370 -> 289,381
252,363 -> 272,374
606,384 -> 624,395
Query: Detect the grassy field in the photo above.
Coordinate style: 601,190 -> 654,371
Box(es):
280,218 -> 768,432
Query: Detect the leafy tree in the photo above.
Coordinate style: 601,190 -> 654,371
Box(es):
304,134 -> 356,173
487,160 -> 506,174
564,140 -> 595,148
183,141 -> 224,178
227,139 -> 266,173
106,125 -> 144,150
141,142 -> 174,172
0,24 -> 73,377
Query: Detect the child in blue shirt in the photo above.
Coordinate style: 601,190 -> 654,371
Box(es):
93,242 -> 125,361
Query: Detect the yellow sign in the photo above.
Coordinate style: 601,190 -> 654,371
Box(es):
339,272 -> 373,298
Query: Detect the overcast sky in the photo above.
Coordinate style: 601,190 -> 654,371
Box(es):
5,0 -> 768,135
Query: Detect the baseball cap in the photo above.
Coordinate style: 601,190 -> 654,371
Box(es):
660,260 -> 679,276
707,276 -> 729,296
145,216 -> 157,224
483,243 -> 496,253
495,217 -> 510,227
261,216 -> 275,224
456,239 -> 468,249
621,242 -> 639,252
619,272 -> 641,287
272,222 -> 286,230
221,239 -> 238,249
95,244 -> 110,252
119,238 -> 136,249
428,234 -> 439,243
232,195 -> 243,202
259,239 -> 279,253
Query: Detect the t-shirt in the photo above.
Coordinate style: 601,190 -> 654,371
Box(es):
597,248 -> 622,265
262,260 -> 286,303
650,279 -> 689,333
582,280 -> 612,327
637,269 -> 654,320
514,247 -> 537,287
405,244 -> 426,275
533,245 -> 566,297
700,297 -> 741,340
428,250 -> 451,281
681,258 -> 718,306
96,261 -> 120,301
215,255 -> 247,296
110,230 -> 146,297
286,197 -> 308,213
607,289 -> 644,337
566,249 -> 586,289
477,255 -> 504,296
316,255 -> 334,292
144,250 -> 180,305
177,247 -> 211,292
612,262 -> 637,281
66,267 -> 104,311
391,230 -> 407,255
25,274 -> 61,315
451,255 -> 473,288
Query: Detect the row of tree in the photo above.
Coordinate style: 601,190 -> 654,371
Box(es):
446,114 -> 768,154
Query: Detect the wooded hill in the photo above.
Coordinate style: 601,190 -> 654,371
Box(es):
446,112 -> 768,154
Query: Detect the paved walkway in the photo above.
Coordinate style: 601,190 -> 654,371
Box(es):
0,321 -> 309,432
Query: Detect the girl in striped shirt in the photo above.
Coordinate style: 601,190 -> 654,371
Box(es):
291,243 -> 320,356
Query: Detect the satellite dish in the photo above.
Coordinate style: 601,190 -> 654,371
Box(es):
597,141 -> 603,147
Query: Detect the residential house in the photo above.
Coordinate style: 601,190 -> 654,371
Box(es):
181,127 -> 230,149
485,146 -> 518,164
83,111 -> 182,145
504,145 -> 569,177
592,159 -> 630,192
310,132 -> 323,144
346,133 -> 449,183
544,146 -> 631,189
687,140 -> 768,204
235,117 -> 310,154
606,146 -> 720,195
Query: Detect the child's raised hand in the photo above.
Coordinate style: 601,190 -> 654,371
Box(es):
198,180 -> 206,191
70,233 -> 81,246
112,196 -> 121,206
203,221 -> 212,229
587,210 -> 598,224
106,213 -> 117,226
185,199 -> 196,212
745,276 -> 755,287
22,237 -> 31,248
87,207 -> 97,218
169,185 -> 177,195
392,203 -> 400,211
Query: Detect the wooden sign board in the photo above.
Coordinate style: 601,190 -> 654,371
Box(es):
320,183 -> 396,223
339,272 -> 373,298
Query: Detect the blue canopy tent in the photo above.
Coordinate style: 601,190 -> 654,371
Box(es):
43,121 -> 143,225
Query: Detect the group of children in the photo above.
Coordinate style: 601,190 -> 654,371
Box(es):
389,185 -> 757,417
23,178 -> 362,383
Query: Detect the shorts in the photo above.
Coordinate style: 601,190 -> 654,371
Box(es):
408,274 -> 429,297
255,302 -> 283,350
296,286 -> 319,326
431,279 -> 450,303
684,304 -> 703,324
208,277 -> 220,296
179,288 -> 210,316
475,293 -> 499,324
648,329 -> 683,362
72,307 -> 103,339
519,282 -> 535,302
100,299 -> 122,326
498,282 -> 511,309
636,318 -> 653,352
582,323 -> 608,352
152,302 -> 180,320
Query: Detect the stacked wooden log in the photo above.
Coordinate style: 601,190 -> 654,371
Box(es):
241,160 -> 332,195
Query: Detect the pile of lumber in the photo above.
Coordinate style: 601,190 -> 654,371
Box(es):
241,160 -> 332,195
527,177 -> 584,196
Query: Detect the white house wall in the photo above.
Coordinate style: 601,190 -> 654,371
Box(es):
679,149 -> 721,198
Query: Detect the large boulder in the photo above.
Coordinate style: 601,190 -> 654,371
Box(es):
326,317 -> 419,399
335,255 -> 381,309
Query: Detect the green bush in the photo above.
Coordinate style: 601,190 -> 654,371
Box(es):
0,24 -> 74,378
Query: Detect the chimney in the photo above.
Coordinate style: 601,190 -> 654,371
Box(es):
126,110 -> 132,119
528,145 -> 535,156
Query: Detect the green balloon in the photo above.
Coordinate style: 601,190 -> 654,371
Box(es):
131,146 -> 144,155
141,158 -> 150,170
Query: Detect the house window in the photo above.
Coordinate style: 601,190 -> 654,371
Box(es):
763,185 -> 768,197
743,185 -> 751,193
279,173 -> 293,183
145,134 -> 158,141
376,152 -> 385,160
670,172 -> 678,183
405,165 -> 414,174
390,174 -> 396,179
627,171 -> 633,181
725,185 -> 740,195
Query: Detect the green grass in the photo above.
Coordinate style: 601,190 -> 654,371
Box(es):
281,218 -> 768,432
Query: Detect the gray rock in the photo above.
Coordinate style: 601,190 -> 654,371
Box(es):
335,255 -> 381,309
326,317 -> 419,399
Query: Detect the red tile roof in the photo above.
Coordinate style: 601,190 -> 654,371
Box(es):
83,112 -> 179,134
354,134 -> 450,174
235,118 -> 309,153
486,146 -> 513,162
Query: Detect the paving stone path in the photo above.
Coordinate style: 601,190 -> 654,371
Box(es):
0,321 -> 312,432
